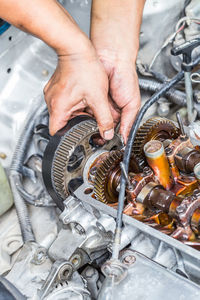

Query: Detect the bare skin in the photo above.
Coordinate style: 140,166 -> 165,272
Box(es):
0,0 -> 145,142
91,0 -> 146,142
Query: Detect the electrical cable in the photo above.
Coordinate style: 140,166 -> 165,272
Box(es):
9,97 -> 47,242
149,16 -> 200,69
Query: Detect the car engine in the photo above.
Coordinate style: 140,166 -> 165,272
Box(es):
1,0 -> 200,299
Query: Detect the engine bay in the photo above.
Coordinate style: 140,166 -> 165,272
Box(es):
1,0 -> 200,299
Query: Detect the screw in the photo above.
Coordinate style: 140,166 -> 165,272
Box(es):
123,255 -> 136,265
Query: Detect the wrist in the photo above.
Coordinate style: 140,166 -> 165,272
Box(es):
55,31 -> 96,60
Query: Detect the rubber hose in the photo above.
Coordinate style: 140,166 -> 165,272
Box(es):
9,98 -> 47,242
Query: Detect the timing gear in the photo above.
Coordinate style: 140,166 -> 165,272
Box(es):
42,115 -> 121,210
132,117 -> 180,167
94,150 -> 123,204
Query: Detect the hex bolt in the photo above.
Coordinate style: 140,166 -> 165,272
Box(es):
123,255 -> 136,265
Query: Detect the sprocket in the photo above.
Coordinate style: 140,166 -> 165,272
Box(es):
42,115 -> 121,210
132,117 -> 180,168
94,150 -> 123,204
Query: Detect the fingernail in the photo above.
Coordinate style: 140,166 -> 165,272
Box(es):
104,129 -> 114,140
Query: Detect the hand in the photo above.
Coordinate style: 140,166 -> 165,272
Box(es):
96,50 -> 141,143
44,49 -> 114,140
91,0 -> 145,143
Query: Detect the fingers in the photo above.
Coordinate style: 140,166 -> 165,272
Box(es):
109,67 -> 141,144
120,99 -> 140,144
108,96 -> 120,127
89,95 -> 114,140
48,97 -> 86,135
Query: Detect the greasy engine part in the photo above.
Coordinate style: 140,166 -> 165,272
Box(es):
94,151 -> 141,204
91,116 -> 200,248
132,117 -> 180,168
144,140 -> 173,190
174,147 -> 200,174
94,151 -> 123,204
42,115 -> 122,210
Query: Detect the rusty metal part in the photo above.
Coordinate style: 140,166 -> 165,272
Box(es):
165,136 -> 194,180
175,176 -> 198,196
175,147 -> 200,174
126,168 -> 155,203
52,118 -> 121,199
144,140 -> 173,190
171,190 -> 200,241
94,151 -> 123,203
143,186 -> 178,213
132,117 -> 180,167
136,182 -> 159,205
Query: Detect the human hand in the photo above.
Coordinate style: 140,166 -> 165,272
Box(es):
91,0 -> 145,143
44,48 -> 115,140
96,50 -> 141,144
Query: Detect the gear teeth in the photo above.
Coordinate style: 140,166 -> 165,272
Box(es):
52,119 -> 98,199
94,150 -> 123,203
132,117 -> 180,167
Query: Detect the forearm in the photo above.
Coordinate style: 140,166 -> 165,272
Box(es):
0,0 -> 92,55
91,0 -> 146,61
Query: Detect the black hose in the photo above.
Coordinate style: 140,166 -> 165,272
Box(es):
9,98 -> 47,242
112,70 -> 185,259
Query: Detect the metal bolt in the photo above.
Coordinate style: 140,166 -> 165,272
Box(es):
176,205 -> 186,214
42,69 -> 49,76
123,255 -> 136,265
89,166 -> 96,176
0,152 -> 7,159
193,189 -> 200,197
143,166 -> 152,176
165,147 -> 173,155
85,267 -> 97,279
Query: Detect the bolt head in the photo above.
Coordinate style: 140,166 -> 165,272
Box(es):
165,147 -> 173,155
123,255 -> 136,265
